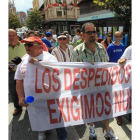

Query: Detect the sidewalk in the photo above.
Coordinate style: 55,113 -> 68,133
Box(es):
9,100 -> 131,140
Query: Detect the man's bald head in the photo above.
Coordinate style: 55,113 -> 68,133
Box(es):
114,31 -> 122,36
9,29 -> 19,46
9,29 -> 17,34
114,31 -> 123,42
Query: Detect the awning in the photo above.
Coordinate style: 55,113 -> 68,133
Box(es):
77,12 -> 115,22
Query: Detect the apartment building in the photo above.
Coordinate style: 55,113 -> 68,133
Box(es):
8,0 -> 16,15
44,0 -> 80,35
33,0 -> 40,10
17,12 -> 27,25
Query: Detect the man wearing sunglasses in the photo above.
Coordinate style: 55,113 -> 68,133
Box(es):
15,37 -> 57,140
107,32 -> 125,126
70,22 -> 118,140
51,33 -> 74,140
51,33 -> 73,62
107,31 -> 125,63
9,29 -> 26,116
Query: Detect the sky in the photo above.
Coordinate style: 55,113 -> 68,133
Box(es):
14,0 -> 33,14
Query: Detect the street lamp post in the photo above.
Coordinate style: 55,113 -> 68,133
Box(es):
57,1 -> 73,31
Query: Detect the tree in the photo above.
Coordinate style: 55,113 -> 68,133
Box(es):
25,10 -> 44,30
93,0 -> 131,24
9,13 -> 22,29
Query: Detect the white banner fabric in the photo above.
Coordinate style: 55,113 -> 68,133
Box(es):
23,61 -> 132,131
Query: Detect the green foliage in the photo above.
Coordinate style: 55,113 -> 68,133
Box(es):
25,10 -> 44,30
9,13 -> 22,29
93,0 -> 131,23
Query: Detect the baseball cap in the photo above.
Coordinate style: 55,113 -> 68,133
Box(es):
21,37 -> 48,51
45,31 -> 52,37
21,37 -> 43,44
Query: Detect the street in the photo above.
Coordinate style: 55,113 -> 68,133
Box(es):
9,95 -> 131,140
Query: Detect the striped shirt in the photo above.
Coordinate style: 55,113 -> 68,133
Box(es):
70,41 -> 109,62
51,44 -> 73,62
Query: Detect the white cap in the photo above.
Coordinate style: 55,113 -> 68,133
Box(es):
57,35 -> 67,38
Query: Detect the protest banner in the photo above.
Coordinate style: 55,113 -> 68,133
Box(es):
23,61 -> 132,131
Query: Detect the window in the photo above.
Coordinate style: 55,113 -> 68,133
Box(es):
57,11 -> 62,16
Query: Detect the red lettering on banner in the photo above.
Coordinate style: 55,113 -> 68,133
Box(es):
52,68 -> 60,92
125,64 -> 131,83
115,91 -> 122,113
47,99 -> 58,124
56,98 -> 67,122
64,69 -> 72,90
84,94 -> 95,119
88,68 -> 95,87
108,67 -> 112,85
71,96 -> 80,121
35,68 -> 42,93
66,97 -> 70,121
118,66 -> 125,84
42,68 -> 51,93
111,66 -> 118,85
80,68 -> 88,89
122,89 -> 129,111
73,68 -> 80,90
95,68 -> 102,86
105,92 -> 111,115
129,89 -> 132,109
96,93 -> 104,117
101,68 -> 109,86
80,96 -> 84,119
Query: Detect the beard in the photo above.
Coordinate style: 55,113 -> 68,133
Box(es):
89,36 -> 95,43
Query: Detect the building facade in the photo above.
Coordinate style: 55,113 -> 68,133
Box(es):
8,0 -> 16,15
43,0 -> 80,35
17,12 -> 27,25
33,0 -> 40,10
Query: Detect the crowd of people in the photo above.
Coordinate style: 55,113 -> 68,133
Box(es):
9,22 -> 132,140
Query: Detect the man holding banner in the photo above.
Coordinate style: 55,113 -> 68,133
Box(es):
70,22 -> 119,140
51,32 -> 74,140
13,34 -> 131,140
15,37 -> 58,140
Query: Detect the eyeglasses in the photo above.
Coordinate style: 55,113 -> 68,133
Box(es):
115,35 -> 122,38
85,31 -> 96,35
58,38 -> 66,41
24,43 -> 38,47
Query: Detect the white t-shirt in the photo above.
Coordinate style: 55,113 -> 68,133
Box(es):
72,35 -> 81,47
15,51 -> 58,80
121,45 -> 132,60
72,35 -> 80,43
50,35 -> 57,47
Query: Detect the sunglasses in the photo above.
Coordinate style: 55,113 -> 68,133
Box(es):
85,31 -> 96,35
24,43 -> 38,47
58,38 -> 66,41
115,35 -> 122,38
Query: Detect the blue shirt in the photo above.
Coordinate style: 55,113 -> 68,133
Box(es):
107,43 -> 125,62
42,38 -> 53,53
